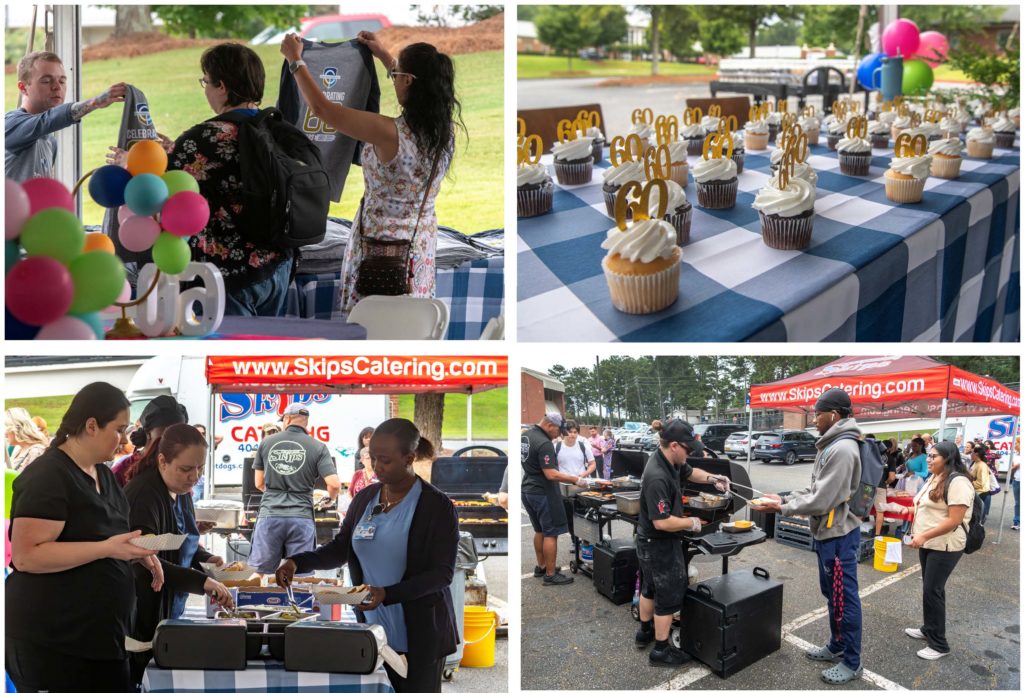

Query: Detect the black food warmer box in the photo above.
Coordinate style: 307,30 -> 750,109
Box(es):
430,446 -> 508,556
593,538 -> 638,605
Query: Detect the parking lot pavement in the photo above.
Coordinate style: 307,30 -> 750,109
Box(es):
520,460 -> 1020,690
451,554 -> 508,692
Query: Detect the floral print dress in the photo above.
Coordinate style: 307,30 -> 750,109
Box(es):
338,116 -> 451,312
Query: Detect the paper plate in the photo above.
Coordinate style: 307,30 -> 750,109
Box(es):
311,584 -> 373,605
200,561 -> 257,581
129,533 -> 186,551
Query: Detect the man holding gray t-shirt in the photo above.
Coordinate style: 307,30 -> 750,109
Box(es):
249,403 -> 341,575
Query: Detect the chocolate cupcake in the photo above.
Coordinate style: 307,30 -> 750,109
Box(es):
517,163 -> 553,217
600,160 -> 646,217
751,176 -> 816,250
681,123 -> 707,157
836,135 -> 872,176
551,136 -> 595,185
692,156 -> 739,209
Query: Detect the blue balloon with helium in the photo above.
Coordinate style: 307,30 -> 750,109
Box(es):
87,165 -> 133,208
857,52 -> 885,90
124,173 -> 169,217
70,312 -> 105,339
5,308 -> 40,340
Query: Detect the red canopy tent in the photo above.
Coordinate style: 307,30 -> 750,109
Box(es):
749,355 -> 1020,541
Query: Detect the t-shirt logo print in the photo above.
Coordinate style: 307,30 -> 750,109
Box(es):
267,441 -> 307,475
657,499 -> 668,515
136,103 -> 153,127
521,435 -> 530,464
320,67 -> 339,89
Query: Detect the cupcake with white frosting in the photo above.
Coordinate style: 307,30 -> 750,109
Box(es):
743,119 -> 769,150
662,137 -> 691,187
868,119 -> 891,149
799,113 -> 821,146
876,110 -> 897,128
700,115 -> 721,134
730,132 -> 746,174
1009,106 -> 1020,129
752,174 -> 816,250
937,116 -> 961,141
601,159 -> 646,217
692,155 -> 738,209
990,115 -> 1016,149
648,179 -> 693,245
928,137 -> 964,179
965,127 -> 995,159
580,125 -> 607,163
601,217 -> 681,314
826,118 -> 847,150
630,121 -> 654,151
837,132 -> 872,176
551,136 -> 595,185
766,111 -> 783,143
682,122 -> 708,157
890,113 -> 912,141
917,121 -> 943,142
884,150 -> 932,203
517,163 -> 553,217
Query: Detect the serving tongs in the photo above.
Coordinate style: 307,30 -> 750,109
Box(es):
284,582 -> 302,614
726,480 -> 772,498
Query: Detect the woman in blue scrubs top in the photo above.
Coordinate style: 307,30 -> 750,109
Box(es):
278,418 -> 460,693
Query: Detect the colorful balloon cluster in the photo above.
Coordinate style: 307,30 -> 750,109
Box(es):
857,19 -> 948,96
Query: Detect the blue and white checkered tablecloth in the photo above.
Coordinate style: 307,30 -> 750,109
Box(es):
284,256 -> 505,340
518,140 -> 1020,342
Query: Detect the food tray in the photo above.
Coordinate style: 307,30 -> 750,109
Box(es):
721,522 -> 754,534
201,561 -> 257,581
685,494 -> 729,510
216,609 -> 263,620
130,533 -> 186,551
614,491 -> 642,516
610,476 -> 641,491
560,483 -> 585,498
311,584 -> 373,605
194,507 -> 242,528
260,610 -> 318,624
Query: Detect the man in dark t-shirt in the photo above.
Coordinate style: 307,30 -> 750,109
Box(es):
521,413 -> 587,586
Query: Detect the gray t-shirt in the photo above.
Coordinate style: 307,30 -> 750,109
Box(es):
253,425 -> 337,518
5,103 -> 76,182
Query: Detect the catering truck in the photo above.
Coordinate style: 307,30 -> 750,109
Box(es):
938,415 -> 1019,478
126,356 -> 388,487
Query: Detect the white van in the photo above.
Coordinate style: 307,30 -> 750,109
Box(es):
937,415 -> 1019,477
126,356 -> 388,490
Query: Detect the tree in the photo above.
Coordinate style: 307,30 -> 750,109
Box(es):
113,6 -> 153,37
517,6 -> 541,23
414,5 -> 502,27
152,5 -> 308,39
580,6 -> 629,50
759,17 -> 802,46
534,6 -> 599,72
697,17 -> 747,58
413,393 -> 444,458
712,6 -> 803,59
658,6 -> 700,60
801,5 -> 870,54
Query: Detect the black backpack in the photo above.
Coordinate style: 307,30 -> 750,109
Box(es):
832,433 -> 887,519
945,473 -> 986,554
215,108 -> 330,249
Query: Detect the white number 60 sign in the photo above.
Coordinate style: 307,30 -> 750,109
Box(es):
131,262 -> 225,337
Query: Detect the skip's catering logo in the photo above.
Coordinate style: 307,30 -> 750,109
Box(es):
320,67 -> 339,89
267,441 -> 306,475
521,435 -> 530,463
657,499 -> 668,514
135,103 -> 153,126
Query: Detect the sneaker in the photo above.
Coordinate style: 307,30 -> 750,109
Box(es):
904,628 -> 926,640
635,626 -> 654,649
917,647 -> 949,660
534,565 -> 562,578
1012,525 -> 1019,531
543,572 -> 574,586
649,644 -> 692,667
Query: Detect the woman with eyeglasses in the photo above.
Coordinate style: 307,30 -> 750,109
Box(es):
280,31 -> 465,313
905,441 -> 975,660
276,418 -> 458,693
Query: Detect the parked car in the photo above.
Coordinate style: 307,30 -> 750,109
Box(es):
692,423 -> 746,453
618,427 -> 658,452
251,13 -> 391,45
723,430 -> 771,459
752,430 -> 819,465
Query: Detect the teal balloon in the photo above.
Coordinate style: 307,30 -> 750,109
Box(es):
19,208 -> 85,264
68,250 -> 127,313
71,311 -> 105,339
152,232 -> 191,275
161,170 -> 200,196
5,240 -> 18,274
902,59 -> 934,96
124,173 -> 169,216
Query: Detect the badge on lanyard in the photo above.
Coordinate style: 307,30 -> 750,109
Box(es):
355,522 -> 376,540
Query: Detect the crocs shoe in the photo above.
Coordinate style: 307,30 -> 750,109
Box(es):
805,644 -> 844,662
917,647 -> 949,660
821,662 -> 863,685
904,628 -> 926,640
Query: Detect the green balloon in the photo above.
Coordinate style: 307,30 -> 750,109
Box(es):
902,59 -> 934,97
68,250 -> 127,313
5,468 -> 17,519
162,170 -> 200,196
19,208 -> 85,264
152,232 -> 191,275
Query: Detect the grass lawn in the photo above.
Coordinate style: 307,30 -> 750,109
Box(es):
395,388 -> 507,441
5,46 -> 503,233
932,64 -> 972,82
5,395 -> 74,432
518,54 -> 717,80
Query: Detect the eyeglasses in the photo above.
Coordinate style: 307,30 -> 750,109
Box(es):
926,453 -> 940,459
198,77 -> 210,88
388,68 -> 416,81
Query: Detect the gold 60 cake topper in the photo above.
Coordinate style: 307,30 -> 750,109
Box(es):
894,132 -> 927,157
779,125 -> 808,162
846,116 -> 868,140
643,144 -> 674,180
609,133 -> 645,167
718,115 -> 739,138
655,115 -> 679,146
708,104 -> 722,118
775,151 -> 797,190
702,132 -> 734,160
613,179 -> 669,231
683,107 -> 704,127
576,109 -> 601,131
517,134 -> 543,165
631,107 -> 654,125
749,104 -> 770,123
556,118 -> 583,142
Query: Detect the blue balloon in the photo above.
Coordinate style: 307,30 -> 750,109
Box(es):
87,165 -> 133,208
4,240 -> 18,274
5,308 -> 40,340
124,173 -> 169,217
70,312 -> 105,339
857,52 -> 885,90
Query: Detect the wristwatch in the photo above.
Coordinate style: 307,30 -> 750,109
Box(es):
288,59 -> 307,75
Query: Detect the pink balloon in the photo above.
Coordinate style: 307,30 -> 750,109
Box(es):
118,214 -> 162,253
5,179 -> 31,240
117,278 -> 132,303
117,204 -> 136,225
914,31 -> 949,68
21,177 -> 75,216
36,315 -> 97,340
882,18 -> 921,58
160,191 -> 210,237
5,256 -> 74,325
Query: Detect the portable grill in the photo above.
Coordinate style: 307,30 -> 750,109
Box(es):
430,446 -> 508,556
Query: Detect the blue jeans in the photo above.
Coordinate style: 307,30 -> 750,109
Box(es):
1013,480 -> 1020,526
980,491 -> 992,525
248,516 -> 316,574
224,259 -> 291,317
814,527 -> 863,670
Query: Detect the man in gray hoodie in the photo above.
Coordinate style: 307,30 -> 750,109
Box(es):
758,388 -> 864,685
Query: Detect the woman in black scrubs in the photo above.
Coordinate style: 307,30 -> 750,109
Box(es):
5,382 -> 164,693
277,418 -> 459,693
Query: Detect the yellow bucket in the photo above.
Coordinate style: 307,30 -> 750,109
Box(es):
873,536 -> 900,572
460,606 -> 498,668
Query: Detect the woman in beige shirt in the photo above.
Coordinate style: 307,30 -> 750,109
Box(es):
5,408 -> 50,472
906,441 -> 974,661
968,447 -> 993,525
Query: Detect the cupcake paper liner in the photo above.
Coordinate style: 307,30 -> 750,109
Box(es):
891,126 -> 907,141
518,182 -> 553,217
838,152 -> 871,176
666,206 -> 693,245
870,134 -> 890,149
884,175 -> 926,203
805,129 -> 820,146
311,584 -> 373,605
759,211 -> 814,250
930,156 -> 962,179
131,533 -> 187,551
200,562 -> 257,581
603,187 -> 627,218
554,159 -> 594,185
602,256 -> 681,314
966,140 -> 994,159
734,151 -> 746,174
686,138 -> 704,157
768,123 -> 779,143
745,132 -> 768,150
993,132 -> 1015,149
592,140 -> 606,164
826,133 -> 841,151
669,161 -> 689,187
696,178 -> 738,209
